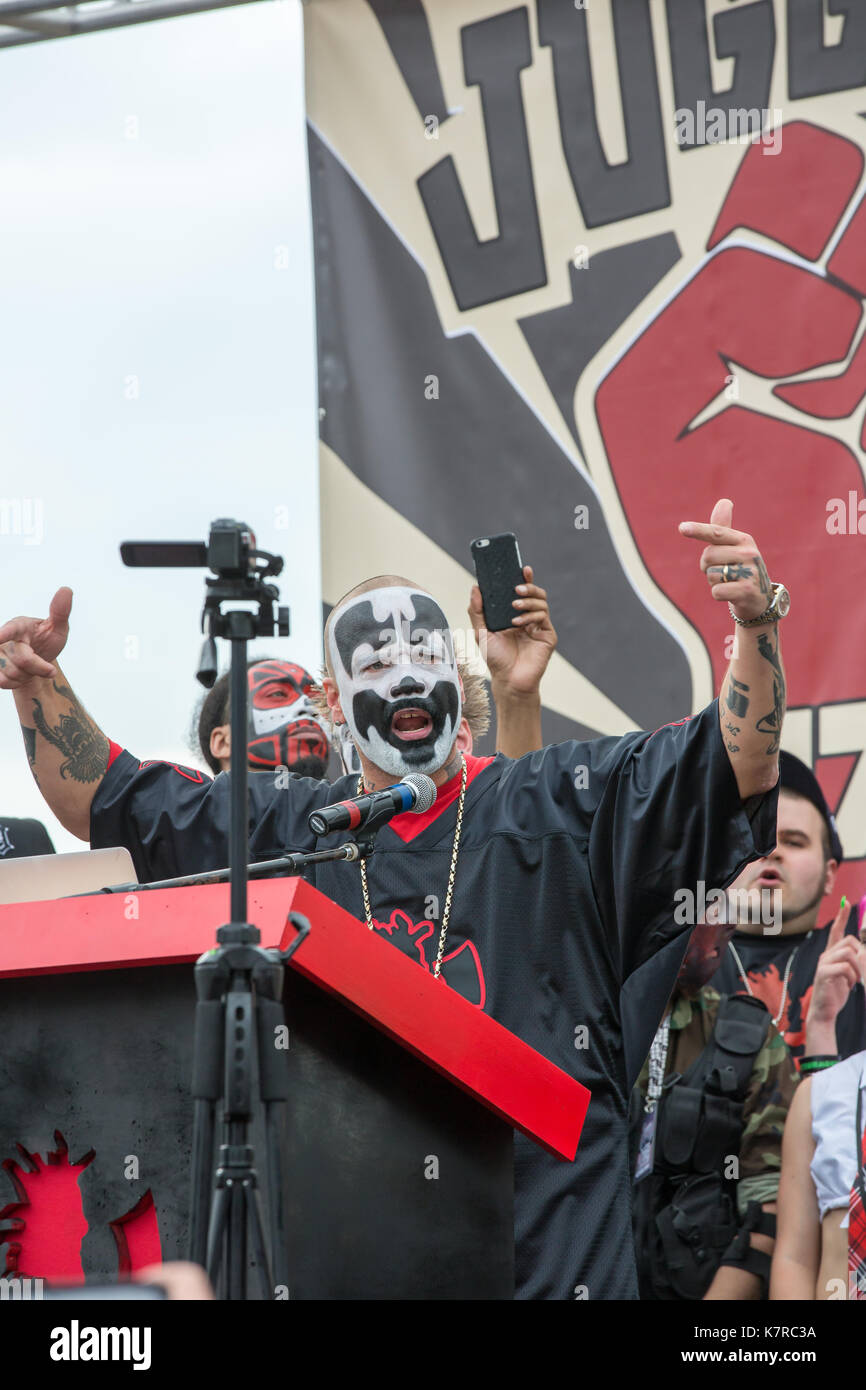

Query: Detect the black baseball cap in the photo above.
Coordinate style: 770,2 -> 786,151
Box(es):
779,750 -> 844,862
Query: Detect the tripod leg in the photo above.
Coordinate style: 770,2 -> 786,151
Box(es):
227,1179 -> 247,1302
206,1183 -> 230,1290
265,1102 -> 290,1293
189,1098 -> 216,1267
190,954 -> 227,1269
247,1182 -> 274,1301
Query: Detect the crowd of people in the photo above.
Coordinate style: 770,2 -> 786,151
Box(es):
1,497 -> 865,1300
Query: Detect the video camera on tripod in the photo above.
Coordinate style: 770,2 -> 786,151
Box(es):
121,517 -> 289,689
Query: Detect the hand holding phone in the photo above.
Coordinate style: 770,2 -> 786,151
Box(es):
470,533 -> 525,632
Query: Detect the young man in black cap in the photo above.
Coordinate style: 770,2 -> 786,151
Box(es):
711,750 -> 866,1065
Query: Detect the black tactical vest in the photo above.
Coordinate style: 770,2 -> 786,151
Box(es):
630,993 -> 771,1300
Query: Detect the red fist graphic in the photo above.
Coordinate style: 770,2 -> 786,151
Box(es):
596,121 -> 866,711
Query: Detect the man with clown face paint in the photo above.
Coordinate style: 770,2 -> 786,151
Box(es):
326,585 -> 463,781
0,500 -> 788,1299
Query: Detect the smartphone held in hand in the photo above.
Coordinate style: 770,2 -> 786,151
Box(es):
471,533 -> 524,632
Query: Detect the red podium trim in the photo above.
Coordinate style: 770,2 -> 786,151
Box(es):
0,878 -> 588,1161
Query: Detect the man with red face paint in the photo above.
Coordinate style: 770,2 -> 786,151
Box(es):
196,658 -> 333,780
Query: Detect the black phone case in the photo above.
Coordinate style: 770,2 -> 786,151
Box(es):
471,533 -> 524,632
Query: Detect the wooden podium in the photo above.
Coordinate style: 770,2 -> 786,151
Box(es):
0,878 -> 589,1298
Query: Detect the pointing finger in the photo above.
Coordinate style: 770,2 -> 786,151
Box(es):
827,896 -> 848,948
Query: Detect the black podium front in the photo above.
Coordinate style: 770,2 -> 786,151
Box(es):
280,968 -> 513,1298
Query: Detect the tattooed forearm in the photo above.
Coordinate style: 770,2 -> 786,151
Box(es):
31,681 -> 109,783
725,675 -> 750,719
22,724 -> 36,766
717,559 -> 785,794
21,724 -> 39,785
755,629 -> 786,756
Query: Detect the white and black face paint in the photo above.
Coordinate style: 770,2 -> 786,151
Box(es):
328,587 -> 462,778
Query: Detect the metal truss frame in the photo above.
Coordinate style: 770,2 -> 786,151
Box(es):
0,0 -> 265,49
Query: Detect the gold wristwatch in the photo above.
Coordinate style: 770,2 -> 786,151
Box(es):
729,582 -> 790,628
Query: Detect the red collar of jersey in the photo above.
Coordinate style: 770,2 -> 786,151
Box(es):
387,754 -> 495,842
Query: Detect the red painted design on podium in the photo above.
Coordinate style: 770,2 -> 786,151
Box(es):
0,1130 -> 161,1283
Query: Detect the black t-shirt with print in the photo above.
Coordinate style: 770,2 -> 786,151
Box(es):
711,913 -> 866,1061
90,701 -> 777,1300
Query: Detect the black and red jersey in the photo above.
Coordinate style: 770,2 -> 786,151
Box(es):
90,701 -> 777,1299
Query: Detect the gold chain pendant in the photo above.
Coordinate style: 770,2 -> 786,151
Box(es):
358,754 -> 468,979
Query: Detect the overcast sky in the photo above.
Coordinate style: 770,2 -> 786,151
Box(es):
0,0 -> 320,853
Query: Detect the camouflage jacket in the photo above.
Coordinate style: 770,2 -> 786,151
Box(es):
634,987 -> 798,1213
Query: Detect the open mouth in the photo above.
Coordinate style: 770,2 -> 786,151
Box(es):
754,870 -> 783,887
390,707 -> 434,741
288,720 -> 328,744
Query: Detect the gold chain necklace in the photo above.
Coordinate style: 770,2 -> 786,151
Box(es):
358,753 -> 467,979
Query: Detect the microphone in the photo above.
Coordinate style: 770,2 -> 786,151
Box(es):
308,773 -> 437,838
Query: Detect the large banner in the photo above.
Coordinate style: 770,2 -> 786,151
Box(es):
305,0 -> 866,906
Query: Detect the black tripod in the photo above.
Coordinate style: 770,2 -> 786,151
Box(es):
121,519 -> 375,1300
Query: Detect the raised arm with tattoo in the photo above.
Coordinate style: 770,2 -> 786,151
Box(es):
0,588 -> 107,840
679,499 -> 786,800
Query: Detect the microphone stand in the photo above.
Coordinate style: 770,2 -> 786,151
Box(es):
95,802 -> 405,898
95,842 -> 370,896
